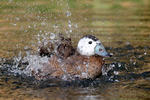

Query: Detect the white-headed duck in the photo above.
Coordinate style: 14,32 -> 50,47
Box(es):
31,35 -> 110,80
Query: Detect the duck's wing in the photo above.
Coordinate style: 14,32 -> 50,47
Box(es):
56,37 -> 75,58
38,34 -> 75,58
39,42 -> 54,57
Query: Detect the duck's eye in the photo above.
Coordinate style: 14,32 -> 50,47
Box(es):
98,43 -> 101,45
88,41 -> 92,44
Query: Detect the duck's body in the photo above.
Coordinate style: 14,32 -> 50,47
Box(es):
32,54 -> 104,80
31,35 -> 110,80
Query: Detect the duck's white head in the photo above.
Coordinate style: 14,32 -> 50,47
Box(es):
77,35 -> 110,57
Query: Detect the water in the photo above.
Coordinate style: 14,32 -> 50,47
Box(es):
0,0 -> 150,100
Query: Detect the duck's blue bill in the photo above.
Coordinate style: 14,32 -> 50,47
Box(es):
94,43 -> 110,57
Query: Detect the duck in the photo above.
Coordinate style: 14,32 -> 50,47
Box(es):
31,35 -> 110,80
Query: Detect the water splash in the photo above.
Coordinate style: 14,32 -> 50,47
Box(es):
23,55 -> 49,77
4,0 -> 78,80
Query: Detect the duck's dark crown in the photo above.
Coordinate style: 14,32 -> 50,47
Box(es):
84,35 -> 99,41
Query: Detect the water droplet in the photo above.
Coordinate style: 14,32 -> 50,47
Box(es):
125,42 -> 130,45
28,25 -> 31,28
110,64 -> 115,68
114,71 -> 119,75
12,23 -> 17,26
15,17 -> 20,21
66,11 -> 71,17
74,24 -> 78,28
9,0 -> 13,2
118,63 -> 121,67
115,80 -> 119,82
50,33 -> 55,39
133,62 -> 136,65
69,30 -> 72,33
41,22 -> 46,26
53,24 -> 58,28
68,24 -> 72,28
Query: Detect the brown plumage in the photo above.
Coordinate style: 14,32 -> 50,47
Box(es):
32,55 -> 104,80
39,35 -> 75,59
39,42 -> 54,57
56,36 -> 75,58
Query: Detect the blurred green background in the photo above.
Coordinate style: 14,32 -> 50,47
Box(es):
0,0 -> 150,58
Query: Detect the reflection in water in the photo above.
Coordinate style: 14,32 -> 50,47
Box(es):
0,0 -> 150,100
